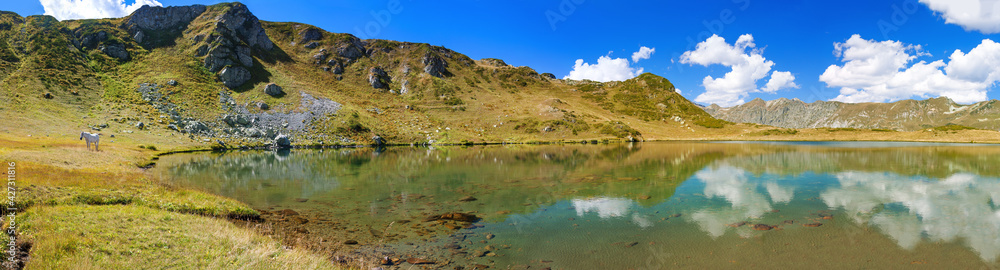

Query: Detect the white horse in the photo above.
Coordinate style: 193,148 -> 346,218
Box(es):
80,131 -> 100,151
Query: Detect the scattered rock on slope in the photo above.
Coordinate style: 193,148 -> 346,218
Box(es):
368,67 -> 391,90
264,83 -> 284,97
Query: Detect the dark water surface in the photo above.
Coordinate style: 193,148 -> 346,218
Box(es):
153,142 -> 1000,269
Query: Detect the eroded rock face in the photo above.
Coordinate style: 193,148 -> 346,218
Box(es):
422,53 -> 448,78
99,43 -> 129,61
215,3 -> 274,51
220,66 -> 251,88
191,3 -> 274,89
368,67 -> 391,90
125,4 -> 207,31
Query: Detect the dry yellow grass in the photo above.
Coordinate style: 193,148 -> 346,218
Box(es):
22,205 -> 337,270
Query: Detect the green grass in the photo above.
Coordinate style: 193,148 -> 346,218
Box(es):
21,205 -> 337,269
933,124 -> 977,131
760,128 -> 799,136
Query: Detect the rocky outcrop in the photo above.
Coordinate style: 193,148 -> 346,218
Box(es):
480,58 -> 508,67
327,59 -> 344,74
264,83 -> 284,97
422,53 -> 448,77
124,5 -> 207,31
215,3 -> 274,51
368,67 -> 390,90
299,28 -> 322,43
337,37 -> 366,61
189,3 -> 275,89
220,66 -> 251,88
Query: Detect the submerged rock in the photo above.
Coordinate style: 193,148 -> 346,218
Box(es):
426,212 -> 480,223
405,258 -> 434,265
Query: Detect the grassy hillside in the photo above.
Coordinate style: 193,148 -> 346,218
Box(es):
0,3 -> 740,150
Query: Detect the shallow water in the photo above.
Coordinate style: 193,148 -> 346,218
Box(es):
153,142 -> 1000,269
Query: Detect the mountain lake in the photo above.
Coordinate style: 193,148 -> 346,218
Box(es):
151,142 -> 1000,269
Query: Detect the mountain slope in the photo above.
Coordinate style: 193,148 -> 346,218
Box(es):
0,3 -> 730,146
705,97 -> 1000,131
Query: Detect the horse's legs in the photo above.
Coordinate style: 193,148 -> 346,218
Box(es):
86,141 -> 91,151
94,142 -> 99,151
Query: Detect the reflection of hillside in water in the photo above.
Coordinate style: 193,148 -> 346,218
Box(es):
723,147 -> 1000,178
155,143 -> 732,217
163,150 -> 344,201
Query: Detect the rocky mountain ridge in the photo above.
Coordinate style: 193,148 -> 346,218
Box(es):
704,97 -> 1000,131
0,2 -> 718,146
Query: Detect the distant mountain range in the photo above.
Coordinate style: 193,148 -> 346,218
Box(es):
703,97 -> 1000,131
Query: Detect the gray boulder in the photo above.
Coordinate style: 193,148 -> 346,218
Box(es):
274,134 -> 291,148
264,83 -> 284,97
220,66 -> 251,89
312,53 -> 327,64
371,135 -> 386,146
299,28 -> 322,43
327,59 -> 344,74
100,43 -> 129,61
133,31 -> 145,44
257,102 -> 269,110
167,80 -> 177,86
368,67 -> 391,90
304,42 -> 319,49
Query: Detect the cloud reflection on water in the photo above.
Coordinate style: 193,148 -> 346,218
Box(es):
822,172 -> 1000,262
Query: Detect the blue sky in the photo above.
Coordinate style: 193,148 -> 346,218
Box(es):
6,0 -> 1000,106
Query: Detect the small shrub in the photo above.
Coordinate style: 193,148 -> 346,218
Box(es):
693,118 -> 729,128
933,124 -> 976,131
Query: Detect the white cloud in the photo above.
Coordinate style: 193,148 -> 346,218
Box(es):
564,47 -> 654,82
40,0 -> 162,21
920,0 -> 1000,34
631,46 -> 655,63
820,35 -> 995,104
763,71 -> 799,93
680,34 -> 797,107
